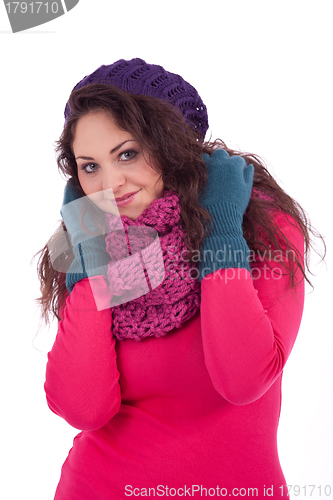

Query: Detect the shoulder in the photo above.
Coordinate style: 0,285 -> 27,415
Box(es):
250,185 -> 304,246
249,207 -> 305,289
271,209 -> 304,248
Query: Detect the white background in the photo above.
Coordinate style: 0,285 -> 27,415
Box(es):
1,1 -> 332,499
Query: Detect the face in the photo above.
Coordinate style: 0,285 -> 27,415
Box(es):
72,111 -> 164,221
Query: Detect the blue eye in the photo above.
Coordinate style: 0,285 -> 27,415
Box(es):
81,163 -> 98,174
119,149 -> 138,161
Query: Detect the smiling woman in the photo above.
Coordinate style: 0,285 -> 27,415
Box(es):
33,58 -> 325,500
73,110 -> 164,220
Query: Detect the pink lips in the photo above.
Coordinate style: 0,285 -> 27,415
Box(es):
111,190 -> 140,207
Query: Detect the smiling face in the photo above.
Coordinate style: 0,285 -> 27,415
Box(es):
72,110 -> 164,221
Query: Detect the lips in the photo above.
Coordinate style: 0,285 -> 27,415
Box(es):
115,191 -> 139,201
111,190 -> 140,207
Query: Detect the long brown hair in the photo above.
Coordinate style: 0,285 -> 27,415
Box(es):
33,83 -> 325,325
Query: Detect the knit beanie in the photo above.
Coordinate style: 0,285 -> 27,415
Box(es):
64,58 -> 209,139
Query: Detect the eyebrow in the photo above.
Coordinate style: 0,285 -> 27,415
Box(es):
75,140 -> 136,161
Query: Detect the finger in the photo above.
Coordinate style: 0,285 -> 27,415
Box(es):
243,164 -> 254,184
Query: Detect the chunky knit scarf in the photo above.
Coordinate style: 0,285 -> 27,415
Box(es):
104,190 -> 201,341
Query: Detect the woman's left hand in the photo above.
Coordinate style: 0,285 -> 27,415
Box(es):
200,149 -> 254,217
198,149 -> 254,280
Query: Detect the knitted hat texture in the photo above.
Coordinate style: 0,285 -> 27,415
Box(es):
64,58 -> 208,139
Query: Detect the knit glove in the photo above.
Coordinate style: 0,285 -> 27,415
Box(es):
60,181 -> 110,294
199,149 -> 254,280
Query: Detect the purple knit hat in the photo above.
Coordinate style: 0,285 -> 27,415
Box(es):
64,58 -> 209,139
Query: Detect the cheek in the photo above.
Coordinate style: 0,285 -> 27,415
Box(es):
77,170 -> 100,193
142,164 -> 163,189
77,172 -> 86,190
155,174 -> 164,189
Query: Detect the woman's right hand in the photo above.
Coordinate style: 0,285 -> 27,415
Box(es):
60,180 -> 110,294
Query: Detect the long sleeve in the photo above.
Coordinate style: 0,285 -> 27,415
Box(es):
44,275 -> 121,431
200,210 -> 305,405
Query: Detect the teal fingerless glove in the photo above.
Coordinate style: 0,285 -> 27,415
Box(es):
60,181 -> 110,293
199,149 -> 254,280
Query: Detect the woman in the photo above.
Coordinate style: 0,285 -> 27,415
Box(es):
35,58 -> 323,499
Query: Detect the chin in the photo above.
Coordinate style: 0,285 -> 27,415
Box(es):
122,202 -> 151,220
119,208 -> 140,221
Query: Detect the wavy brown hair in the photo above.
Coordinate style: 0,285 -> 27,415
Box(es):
33,83 -> 325,325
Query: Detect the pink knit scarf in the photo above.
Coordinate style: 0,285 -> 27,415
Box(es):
104,190 -> 201,341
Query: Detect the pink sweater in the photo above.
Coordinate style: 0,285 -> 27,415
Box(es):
45,211 -> 305,499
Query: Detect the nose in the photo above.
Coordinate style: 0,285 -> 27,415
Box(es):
102,166 -> 126,194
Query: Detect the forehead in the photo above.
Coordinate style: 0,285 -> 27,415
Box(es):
72,111 -> 132,151
75,110 -> 117,135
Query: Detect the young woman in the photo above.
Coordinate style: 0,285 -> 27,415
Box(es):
35,58 -> 323,499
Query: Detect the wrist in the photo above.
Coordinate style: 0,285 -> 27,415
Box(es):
199,236 -> 251,281
199,202 -> 251,281
66,241 -> 110,293
204,202 -> 244,237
